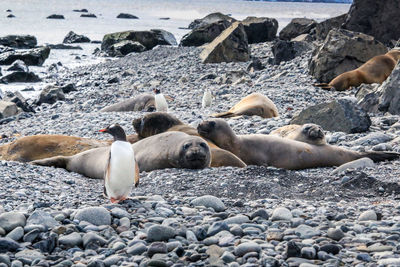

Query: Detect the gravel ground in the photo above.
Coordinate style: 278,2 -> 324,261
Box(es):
1,43 -> 400,266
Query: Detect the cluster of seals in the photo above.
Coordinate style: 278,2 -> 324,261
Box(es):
100,93 -> 155,112
315,49 -> 400,91
212,93 -> 279,118
32,131 -> 211,175
197,119 -> 400,170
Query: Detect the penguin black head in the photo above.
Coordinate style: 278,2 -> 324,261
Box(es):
99,123 -> 127,141
153,89 -> 161,94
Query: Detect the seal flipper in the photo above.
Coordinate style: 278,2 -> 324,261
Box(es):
31,155 -> 70,168
212,111 -> 235,118
313,83 -> 333,90
361,151 -> 400,162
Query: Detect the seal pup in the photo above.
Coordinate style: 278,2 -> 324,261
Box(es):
270,124 -> 326,146
32,132 -> 212,176
202,89 -> 212,108
315,49 -> 400,91
99,124 -> 139,203
100,94 -> 155,112
212,93 -> 279,118
154,89 -> 168,112
197,119 -> 400,170
132,112 -> 246,168
0,134 -> 139,163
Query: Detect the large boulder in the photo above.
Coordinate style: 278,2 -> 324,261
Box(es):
242,16 -> 278,43
270,40 -> 313,65
279,18 -> 317,41
107,40 -> 146,57
378,62 -> 400,115
63,31 -> 91,44
36,85 -> 65,105
0,46 -> 50,66
0,72 -> 41,83
116,13 -> 138,19
315,14 -> 347,41
101,29 -> 177,52
180,20 -> 231,47
290,97 -> 371,134
309,29 -> 387,83
0,35 -> 37,49
0,101 -> 19,119
342,0 -> 400,45
200,22 -> 250,64
2,91 -> 34,113
188,12 -> 235,29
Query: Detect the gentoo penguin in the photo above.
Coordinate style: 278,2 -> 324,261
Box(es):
153,89 -> 168,112
202,89 -> 212,108
99,124 -> 139,203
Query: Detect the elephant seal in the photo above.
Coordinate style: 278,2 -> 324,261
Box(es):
32,131 -> 212,177
270,124 -> 326,146
0,134 -> 139,163
197,119 -> 399,170
315,49 -> 400,91
100,93 -> 155,112
212,93 -> 279,118
132,112 -> 246,168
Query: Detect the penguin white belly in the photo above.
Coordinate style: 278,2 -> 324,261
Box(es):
202,91 -> 212,108
105,141 -> 136,200
155,94 -> 168,112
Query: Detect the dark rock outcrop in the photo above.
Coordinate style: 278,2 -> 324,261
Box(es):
290,97 -> 371,134
73,9 -> 88,12
180,20 -> 231,47
117,13 -> 139,19
0,35 -> 37,49
107,40 -> 146,56
342,0 -> 400,45
63,31 -> 91,44
279,18 -> 317,41
188,12 -> 235,30
0,46 -> 50,66
80,13 -> 96,18
200,22 -> 250,64
2,91 -> 35,113
48,44 -> 83,50
242,17 -> 278,43
315,14 -> 346,41
378,62 -> 400,115
36,86 -> 66,105
47,14 -> 64,19
270,40 -> 313,65
0,72 -> 41,83
101,29 -> 177,53
309,29 -> 387,83
7,59 -> 28,72
7,14 -> 15,18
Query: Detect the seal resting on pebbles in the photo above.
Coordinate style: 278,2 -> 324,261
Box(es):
212,92 -> 279,118
100,93 -> 155,112
270,124 -> 326,146
197,119 -> 400,170
32,131 -> 212,176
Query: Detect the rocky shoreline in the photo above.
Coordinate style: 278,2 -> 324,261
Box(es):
1,0 -> 400,266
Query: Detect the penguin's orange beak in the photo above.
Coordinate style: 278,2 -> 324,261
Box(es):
99,129 -> 107,132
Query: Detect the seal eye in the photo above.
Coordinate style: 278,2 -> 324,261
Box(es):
209,121 -> 216,128
147,106 -> 155,112
199,143 -> 208,149
183,144 -> 191,150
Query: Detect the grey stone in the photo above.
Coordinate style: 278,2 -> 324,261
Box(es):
59,232 -> 82,247
271,207 -> 292,221
191,195 -> 226,212
107,40 -> 146,56
103,255 -> 121,267
242,16 -> 278,43
315,14 -> 347,41
74,207 -> 111,226
295,225 -> 321,239
26,210 -> 58,230
207,221 -> 229,237
7,60 -> 28,72
0,238 -> 20,253
290,98 -> 371,134
127,242 -> 147,255
188,12 -> 235,30
0,101 -> 19,119
23,229 -> 40,243
63,31 -> 91,44
301,247 -> 316,259
0,212 -> 26,232
331,158 -> 375,175
327,228 -> 345,241
15,249 -> 44,261
147,242 -> 167,257
5,226 -> 23,241
116,13 -> 138,19
0,35 -> 37,49
378,62 -> 400,115
147,225 -> 175,242
0,46 -> 50,66
358,210 -> 377,221
224,214 -> 249,225
200,22 -> 250,64
82,232 -> 107,248
270,40 -> 313,65
36,85 -> 65,105
309,28 -> 387,83
180,20 -> 231,47
279,18 -> 317,41
234,242 -> 261,257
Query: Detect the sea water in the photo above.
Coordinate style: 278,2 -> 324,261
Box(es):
0,0 -> 350,97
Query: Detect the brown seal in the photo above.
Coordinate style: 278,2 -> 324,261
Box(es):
132,112 -> 246,168
212,93 -> 279,118
32,131 -> 211,177
0,134 -> 139,163
270,124 -> 326,146
197,119 -> 399,170
100,93 -> 155,112
315,49 -> 400,91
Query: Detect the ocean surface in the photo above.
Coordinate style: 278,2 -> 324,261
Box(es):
0,0 -> 351,97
